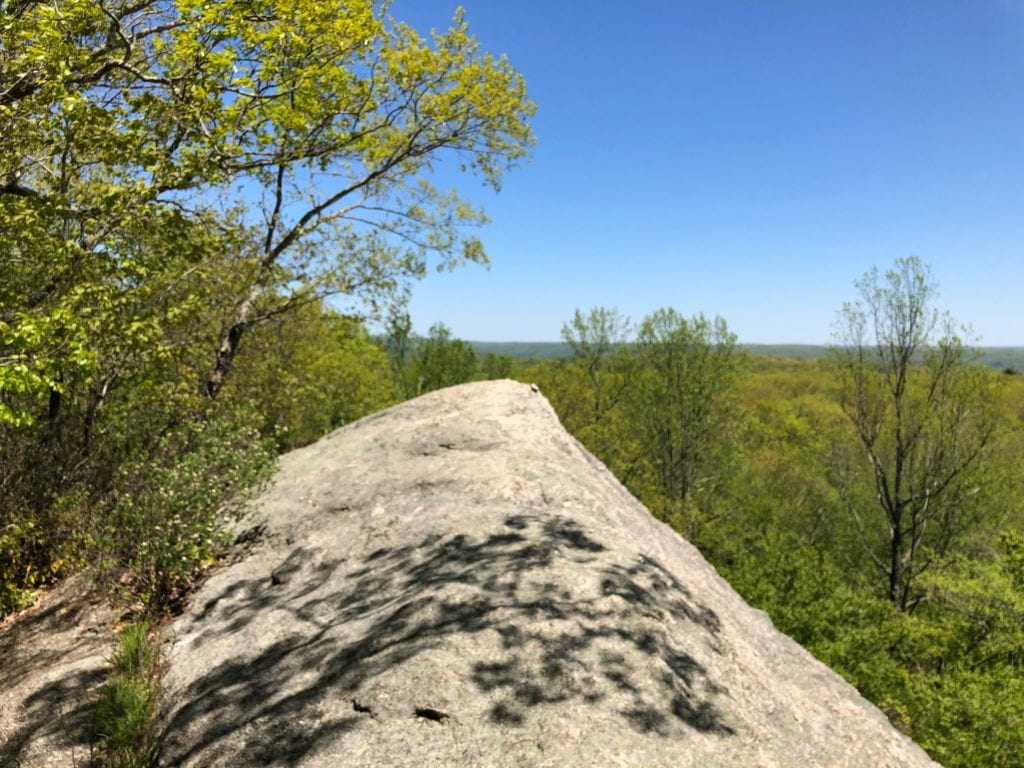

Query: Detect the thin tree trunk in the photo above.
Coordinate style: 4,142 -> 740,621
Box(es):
888,512 -> 903,608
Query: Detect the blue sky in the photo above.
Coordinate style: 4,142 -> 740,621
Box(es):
390,1 -> 1024,345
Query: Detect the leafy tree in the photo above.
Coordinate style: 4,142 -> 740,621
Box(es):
478,352 -> 515,381
551,307 -> 643,484
560,307 -> 633,421
532,326 -> 1024,765
830,257 -> 999,610
221,302 -> 399,450
1,0 -> 535,417
381,308 -> 417,398
409,321 -> 478,395
630,309 -> 742,534
0,0 -> 533,612
540,307 -> 743,536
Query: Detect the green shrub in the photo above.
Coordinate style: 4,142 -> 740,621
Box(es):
0,518 -> 40,617
100,408 -> 275,613
1,496 -> 91,618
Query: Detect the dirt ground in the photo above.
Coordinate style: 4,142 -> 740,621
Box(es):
0,571 -> 120,767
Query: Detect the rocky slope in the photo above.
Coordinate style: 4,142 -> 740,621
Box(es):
0,572 -> 120,767
154,380 -> 939,767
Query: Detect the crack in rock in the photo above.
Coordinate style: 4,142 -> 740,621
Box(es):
414,707 -> 451,723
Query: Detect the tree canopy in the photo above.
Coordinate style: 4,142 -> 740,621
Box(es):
524,286 -> 1024,767
0,0 -> 533,613
1,0 -> 535,420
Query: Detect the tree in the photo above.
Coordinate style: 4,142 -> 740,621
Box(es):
0,0 -> 533,611
409,321 -> 478,395
478,352 -> 515,381
560,307 -> 633,424
549,307 -> 643,484
630,309 -> 742,533
381,308 -> 417,397
830,257 -> 998,611
531,329 -> 1024,763
221,302 -> 398,450
1,0 -> 535,419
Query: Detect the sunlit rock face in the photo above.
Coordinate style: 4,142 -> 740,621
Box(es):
156,380 -> 938,768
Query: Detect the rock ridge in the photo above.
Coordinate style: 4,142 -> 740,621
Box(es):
152,379 -> 939,767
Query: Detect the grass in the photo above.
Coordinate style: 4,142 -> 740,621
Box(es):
93,619 -> 160,768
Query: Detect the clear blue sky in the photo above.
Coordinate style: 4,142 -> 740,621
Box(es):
391,1 -> 1024,345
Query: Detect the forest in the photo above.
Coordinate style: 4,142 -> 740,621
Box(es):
2,2 -> 1021,766
405,276 -> 1024,767
5,257 -> 1022,767
523,278 -> 1024,768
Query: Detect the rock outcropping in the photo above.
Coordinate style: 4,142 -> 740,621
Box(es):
156,380 -> 938,767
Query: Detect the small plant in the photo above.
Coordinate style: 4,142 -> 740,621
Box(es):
112,620 -> 157,678
0,518 -> 41,618
93,620 -> 160,768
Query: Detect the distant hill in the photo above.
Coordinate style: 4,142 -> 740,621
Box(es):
471,341 -> 573,359
976,347 -> 1024,373
471,342 -> 1024,372
744,345 -> 1024,371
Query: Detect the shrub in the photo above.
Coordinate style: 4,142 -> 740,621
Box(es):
99,408 -> 275,613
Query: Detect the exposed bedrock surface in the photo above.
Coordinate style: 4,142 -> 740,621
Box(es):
155,380 -> 939,767
0,572 -> 119,768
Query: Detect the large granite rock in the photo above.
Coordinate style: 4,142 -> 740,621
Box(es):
155,380 -> 938,767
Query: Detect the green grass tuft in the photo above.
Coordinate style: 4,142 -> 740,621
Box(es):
94,620 -> 160,768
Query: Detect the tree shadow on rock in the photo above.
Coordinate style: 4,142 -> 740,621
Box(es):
0,665 -> 107,765
157,512 -> 734,765
0,575 -> 116,765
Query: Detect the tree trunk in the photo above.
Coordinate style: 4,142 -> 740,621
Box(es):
201,284 -> 264,400
888,513 -> 903,608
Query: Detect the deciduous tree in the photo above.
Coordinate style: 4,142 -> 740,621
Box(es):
630,309 -> 742,533
409,321 -> 478,395
0,0 -> 532,612
560,307 -> 633,422
830,257 -> 998,610
1,0 -> 535,420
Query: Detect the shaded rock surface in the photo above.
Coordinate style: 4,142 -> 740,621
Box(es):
158,380 -> 938,767
0,571 -> 119,767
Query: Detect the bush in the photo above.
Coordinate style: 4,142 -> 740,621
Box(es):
0,518 -> 41,616
99,409 -> 275,613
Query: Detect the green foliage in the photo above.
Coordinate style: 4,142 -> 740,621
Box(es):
223,303 -> 399,450
0,431 -> 95,617
536,306 -> 744,538
1,0 -> 534,410
708,360 -> 1024,766
629,309 -> 743,534
93,620 -> 160,768
1003,531 -> 1024,589
405,322 -> 480,395
831,257 -> 1000,609
559,307 -> 633,425
0,518 -> 42,615
101,409 -> 275,613
531,298 -> 1024,766
1,0 -> 530,618
479,352 -> 515,381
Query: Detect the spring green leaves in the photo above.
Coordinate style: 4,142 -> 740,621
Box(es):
1,0 -> 534,419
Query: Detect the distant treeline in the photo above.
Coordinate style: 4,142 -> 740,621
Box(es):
472,341 -> 1024,371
